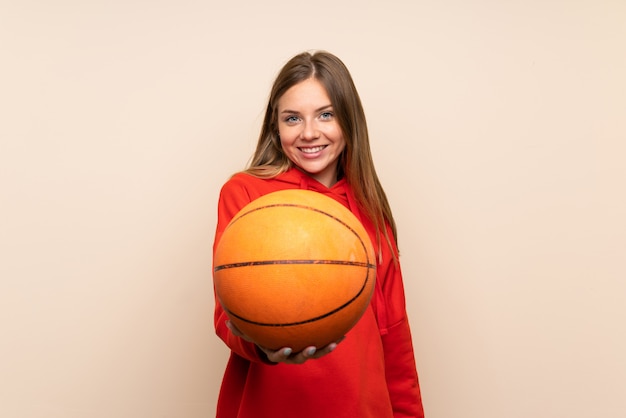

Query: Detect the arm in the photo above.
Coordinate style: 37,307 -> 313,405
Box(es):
382,318 -> 425,417
212,177 -> 266,362
212,176 -> 342,364
377,226 -> 426,417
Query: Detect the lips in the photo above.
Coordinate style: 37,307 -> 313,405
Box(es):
299,145 -> 328,154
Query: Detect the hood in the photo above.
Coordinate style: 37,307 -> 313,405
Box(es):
277,168 -> 364,225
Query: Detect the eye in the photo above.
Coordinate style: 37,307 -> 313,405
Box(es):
284,115 -> 300,124
319,111 -> 334,120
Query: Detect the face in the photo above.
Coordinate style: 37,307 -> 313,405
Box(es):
277,78 -> 346,188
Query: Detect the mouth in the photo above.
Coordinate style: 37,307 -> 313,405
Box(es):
298,145 -> 328,154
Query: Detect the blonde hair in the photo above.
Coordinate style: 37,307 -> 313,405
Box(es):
245,51 -> 398,255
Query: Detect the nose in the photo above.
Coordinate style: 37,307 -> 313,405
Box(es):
301,119 -> 320,141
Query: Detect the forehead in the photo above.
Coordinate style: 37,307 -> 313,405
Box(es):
278,78 -> 331,110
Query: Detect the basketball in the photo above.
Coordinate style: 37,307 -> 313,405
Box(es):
213,189 -> 376,352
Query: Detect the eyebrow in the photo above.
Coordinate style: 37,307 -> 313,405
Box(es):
280,104 -> 333,114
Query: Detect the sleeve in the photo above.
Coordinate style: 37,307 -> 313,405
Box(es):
379,225 -> 426,418
212,176 -> 270,363
383,319 -> 425,417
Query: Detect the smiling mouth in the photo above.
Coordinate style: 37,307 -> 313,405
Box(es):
299,145 -> 327,154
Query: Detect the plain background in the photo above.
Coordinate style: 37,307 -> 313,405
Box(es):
1,0 -> 625,417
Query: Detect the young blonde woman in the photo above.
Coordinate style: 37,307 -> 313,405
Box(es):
212,51 -> 425,417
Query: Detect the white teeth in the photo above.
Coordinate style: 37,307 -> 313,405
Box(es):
300,146 -> 325,153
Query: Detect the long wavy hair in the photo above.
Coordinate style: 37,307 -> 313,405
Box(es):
245,51 -> 398,255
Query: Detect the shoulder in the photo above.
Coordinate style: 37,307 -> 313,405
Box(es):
216,173 -> 258,214
220,169 -> 302,203
221,172 -> 260,192
217,171 -> 285,214
219,172 -> 269,200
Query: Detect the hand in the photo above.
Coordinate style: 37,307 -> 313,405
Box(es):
226,320 -> 344,365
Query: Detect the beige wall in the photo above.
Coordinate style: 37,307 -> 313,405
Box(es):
1,1 -> 624,417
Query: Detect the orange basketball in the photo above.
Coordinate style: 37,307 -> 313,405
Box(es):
213,189 -> 376,352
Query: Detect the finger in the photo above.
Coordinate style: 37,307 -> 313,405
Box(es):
225,320 -> 241,336
226,320 -> 254,343
306,345 -> 331,360
282,346 -> 317,365
264,347 -> 293,363
303,337 -> 345,360
261,336 -> 346,364
303,346 -> 318,358
265,346 -> 312,365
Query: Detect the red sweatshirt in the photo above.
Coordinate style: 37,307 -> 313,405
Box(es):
212,168 -> 425,418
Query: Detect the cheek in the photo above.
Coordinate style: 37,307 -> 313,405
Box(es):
328,124 -> 345,143
333,129 -> 347,149
278,135 -> 295,152
337,140 -> 347,156
278,129 -> 298,146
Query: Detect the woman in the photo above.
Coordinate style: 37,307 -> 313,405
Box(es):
213,50 -> 425,417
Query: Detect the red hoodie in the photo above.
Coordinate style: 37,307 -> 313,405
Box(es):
212,168 -> 425,418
